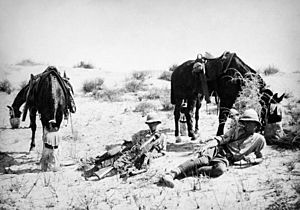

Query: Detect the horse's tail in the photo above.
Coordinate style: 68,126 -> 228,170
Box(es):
49,74 -> 60,130
171,82 -> 176,105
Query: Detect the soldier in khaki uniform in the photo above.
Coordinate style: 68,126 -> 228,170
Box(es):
84,112 -> 166,179
160,109 -> 266,188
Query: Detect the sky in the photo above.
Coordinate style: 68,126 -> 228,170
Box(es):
0,0 -> 299,72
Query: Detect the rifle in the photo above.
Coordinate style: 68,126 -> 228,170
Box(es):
94,145 -> 123,166
133,133 -> 162,169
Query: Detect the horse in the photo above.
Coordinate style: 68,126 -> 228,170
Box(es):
7,66 -> 75,153
260,89 -> 285,144
171,60 -> 208,140
171,51 -> 280,138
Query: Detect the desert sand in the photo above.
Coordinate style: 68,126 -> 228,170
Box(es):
0,64 -> 299,209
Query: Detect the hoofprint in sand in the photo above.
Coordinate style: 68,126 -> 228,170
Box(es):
0,65 -> 299,209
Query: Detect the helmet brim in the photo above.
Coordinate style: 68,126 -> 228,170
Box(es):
239,119 -> 261,126
145,120 -> 161,124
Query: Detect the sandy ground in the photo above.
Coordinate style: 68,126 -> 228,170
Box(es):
0,65 -> 300,209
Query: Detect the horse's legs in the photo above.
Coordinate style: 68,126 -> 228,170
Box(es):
29,108 -> 37,151
185,98 -> 197,139
194,95 -> 203,134
174,100 -> 181,137
216,99 -> 234,136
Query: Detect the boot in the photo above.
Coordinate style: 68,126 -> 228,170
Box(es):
160,167 -> 181,188
160,173 -> 175,188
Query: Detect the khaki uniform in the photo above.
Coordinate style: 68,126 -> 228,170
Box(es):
176,125 -> 266,178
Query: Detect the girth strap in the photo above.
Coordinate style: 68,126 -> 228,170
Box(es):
44,143 -> 58,149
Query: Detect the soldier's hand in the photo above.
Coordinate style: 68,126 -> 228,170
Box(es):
198,145 -> 208,156
243,156 -> 255,164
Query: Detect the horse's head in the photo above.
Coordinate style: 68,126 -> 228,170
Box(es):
191,52 -> 232,102
192,60 -> 211,103
260,88 -> 285,128
7,105 -> 22,118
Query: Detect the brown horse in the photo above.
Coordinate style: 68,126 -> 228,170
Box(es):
171,60 -> 208,140
171,51 -> 277,138
7,66 -> 75,152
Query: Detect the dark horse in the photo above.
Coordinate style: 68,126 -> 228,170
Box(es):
171,60 -> 207,139
171,51 -> 279,138
7,66 -> 74,151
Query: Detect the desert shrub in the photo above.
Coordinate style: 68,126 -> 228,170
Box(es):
16,59 -> 40,66
131,71 -> 150,82
161,98 -> 173,111
283,91 -> 294,99
169,64 -> 178,72
158,70 -> 172,81
74,61 -> 94,69
142,87 -> 173,110
94,88 -> 124,102
0,79 -> 12,94
143,88 -> 165,100
82,77 -> 104,93
285,99 -> 300,126
124,79 -> 145,92
233,73 -> 262,115
263,65 -> 279,76
134,101 -> 158,116
160,88 -> 173,111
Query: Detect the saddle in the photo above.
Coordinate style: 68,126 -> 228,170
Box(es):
201,51 -> 230,61
22,66 -> 74,121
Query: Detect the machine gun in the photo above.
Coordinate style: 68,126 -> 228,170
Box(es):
83,133 -> 163,180
132,132 -> 164,170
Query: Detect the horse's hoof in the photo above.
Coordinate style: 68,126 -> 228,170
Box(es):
191,134 -> 198,141
29,147 -> 35,153
175,136 -> 182,143
189,133 -> 197,141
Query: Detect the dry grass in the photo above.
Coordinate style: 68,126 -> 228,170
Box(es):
131,70 -> 151,82
158,70 -> 172,81
0,79 -> 13,94
263,65 -> 280,76
233,72 -> 263,115
134,101 -> 158,116
124,79 -> 145,92
94,88 -> 124,102
1,66 -> 299,210
82,77 -> 104,93
16,59 -> 41,66
73,61 -> 95,69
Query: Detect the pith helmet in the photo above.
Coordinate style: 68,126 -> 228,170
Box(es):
145,112 -> 161,124
239,109 -> 261,126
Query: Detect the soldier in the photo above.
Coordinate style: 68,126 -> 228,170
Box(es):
160,109 -> 266,188
84,112 -> 166,179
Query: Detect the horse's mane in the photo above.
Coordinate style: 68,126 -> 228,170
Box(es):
231,53 -> 257,75
227,53 -> 266,89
